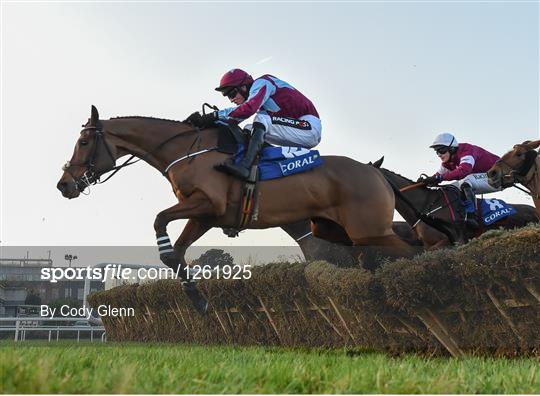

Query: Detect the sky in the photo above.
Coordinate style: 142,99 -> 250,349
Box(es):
1,1 -> 539,248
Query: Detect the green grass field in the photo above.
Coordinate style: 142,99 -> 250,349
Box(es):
1,341 -> 538,394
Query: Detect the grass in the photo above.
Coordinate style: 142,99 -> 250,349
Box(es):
1,341 -> 538,394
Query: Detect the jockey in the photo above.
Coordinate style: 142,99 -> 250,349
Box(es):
185,68 -> 322,180
419,132 -> 501,229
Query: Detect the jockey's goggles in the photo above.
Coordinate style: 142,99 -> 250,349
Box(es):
223,87 -> 239,99
435,147 -> 450,155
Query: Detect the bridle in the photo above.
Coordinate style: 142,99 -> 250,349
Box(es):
62,124 -> 121,193
62,117 -> 215,193
62,121 -> 149,193
493,144 -> 539,196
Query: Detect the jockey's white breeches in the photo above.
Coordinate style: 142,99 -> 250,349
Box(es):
449,173 -> 502,194
248,113 -> 322,148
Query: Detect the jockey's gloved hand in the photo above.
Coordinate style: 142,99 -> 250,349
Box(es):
184,111 -> 202,125
184,111 -> 217,128
418,175 -> 442,186
199,111 -> 218,127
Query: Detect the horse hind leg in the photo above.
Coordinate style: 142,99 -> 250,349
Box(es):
353,234 -> 418,271
310,218 -> 353,245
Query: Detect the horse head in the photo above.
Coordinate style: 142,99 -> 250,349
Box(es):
57,105 -> 117,198
487,139 -> 540,189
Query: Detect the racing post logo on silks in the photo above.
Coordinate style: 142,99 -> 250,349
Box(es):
271,116 -> 311,130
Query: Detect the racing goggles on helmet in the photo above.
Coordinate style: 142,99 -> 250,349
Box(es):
222,87 -> 239,99
434,146 -> 450,155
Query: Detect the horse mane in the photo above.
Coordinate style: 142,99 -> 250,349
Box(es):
109,116 -> 186,125
380,167 -> 415,184
370,156 -> 416,184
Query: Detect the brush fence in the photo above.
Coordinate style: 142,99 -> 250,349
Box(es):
89,226 -> 540,357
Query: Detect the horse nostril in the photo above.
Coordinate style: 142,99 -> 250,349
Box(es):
57,181 -> 67,192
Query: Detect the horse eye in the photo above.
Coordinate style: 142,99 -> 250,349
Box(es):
80,140 -> 88,146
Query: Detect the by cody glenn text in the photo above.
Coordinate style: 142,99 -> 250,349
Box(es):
40,304 -> 134,318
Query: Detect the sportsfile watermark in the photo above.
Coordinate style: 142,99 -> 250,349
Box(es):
0,246 -> 309,284
39,263 -> 252,283
1,244 -> 373,288
41,264 -> 173,283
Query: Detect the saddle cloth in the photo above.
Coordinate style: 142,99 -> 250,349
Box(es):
234,146 -> 323,181
478,198 -> 517,225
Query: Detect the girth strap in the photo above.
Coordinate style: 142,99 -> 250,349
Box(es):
440,188 -> 456,222
237,165 -> 260,229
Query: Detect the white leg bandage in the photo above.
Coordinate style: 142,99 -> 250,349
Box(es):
156,235 -> 174,254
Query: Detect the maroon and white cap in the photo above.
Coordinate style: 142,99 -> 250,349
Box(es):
215,69 -> 254,91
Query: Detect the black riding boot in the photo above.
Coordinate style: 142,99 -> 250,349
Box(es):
462,183 -> 480,229
218,122 -> 266,180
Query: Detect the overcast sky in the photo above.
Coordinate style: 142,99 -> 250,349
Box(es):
1,1 -> 539,248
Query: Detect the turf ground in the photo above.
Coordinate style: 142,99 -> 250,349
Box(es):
1,341 -> 538,394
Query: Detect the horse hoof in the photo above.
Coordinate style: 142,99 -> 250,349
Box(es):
197,300 -> 209,315
182,281 -> 209,315
191,295 -> 209,315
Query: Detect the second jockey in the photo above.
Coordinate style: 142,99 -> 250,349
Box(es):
419,132 -> 501,229
186,69 -> 322,180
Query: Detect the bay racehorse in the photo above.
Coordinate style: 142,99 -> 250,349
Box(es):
283,219 -> 420,268
487,140 -> 540,215
57,106 -> 415,312
372,158 -> 540,249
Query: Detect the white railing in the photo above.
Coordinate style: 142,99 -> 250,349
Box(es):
0,317 -> 106,342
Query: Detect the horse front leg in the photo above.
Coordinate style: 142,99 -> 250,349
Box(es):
153,191 -> 216,262
171,219 -> 212,314
153,192 -> 217,313
171,219 -> 212,277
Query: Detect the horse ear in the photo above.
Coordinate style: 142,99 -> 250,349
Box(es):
90,105 -> 99,126
372,156 -> 384,168
523,139 -> 540,150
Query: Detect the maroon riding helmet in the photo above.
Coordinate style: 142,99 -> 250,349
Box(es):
215,69 -> 254,94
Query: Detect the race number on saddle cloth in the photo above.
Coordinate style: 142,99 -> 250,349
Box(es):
478,198 -> 517,226
217,74 -> 322,148
233,146 -> 322,181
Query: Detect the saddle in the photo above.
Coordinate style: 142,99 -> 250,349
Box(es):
216,123 -> 322,237
216,123 -> 249,154
428,185 -> 467,225
431,186 -> 516,233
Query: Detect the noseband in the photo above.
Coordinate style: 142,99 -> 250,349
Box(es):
494,145 -> 538,187
62,124 -> 116,193
514,149 -> 538,179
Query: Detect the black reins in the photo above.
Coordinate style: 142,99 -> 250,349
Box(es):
494,146 -> 539,197
64,120 -> 203,192
383,178 -> 459,244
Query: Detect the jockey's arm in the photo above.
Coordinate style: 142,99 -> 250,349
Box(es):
217,79 -> 276,124
437,156 -> 475,181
